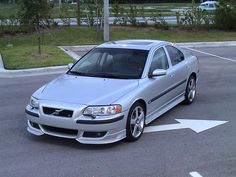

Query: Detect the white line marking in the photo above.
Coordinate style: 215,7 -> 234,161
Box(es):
186,47 -> 236,63
190,171 -> 203,177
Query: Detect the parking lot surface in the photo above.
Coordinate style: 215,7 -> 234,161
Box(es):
0,46 -> 235,177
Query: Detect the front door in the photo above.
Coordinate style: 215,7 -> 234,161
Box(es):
145,47 -> 175,116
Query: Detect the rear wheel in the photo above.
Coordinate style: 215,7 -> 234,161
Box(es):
126,102 -> 145,142
184,75 -> 196,105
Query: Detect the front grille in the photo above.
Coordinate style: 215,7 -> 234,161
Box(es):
43,107 -> 73,118
42,125 -> 78,136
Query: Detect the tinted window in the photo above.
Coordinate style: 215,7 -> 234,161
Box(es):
166,46 -> 184,66
209,4 -> 214,8
69,48 -> 148,79
149,48 -> 169,74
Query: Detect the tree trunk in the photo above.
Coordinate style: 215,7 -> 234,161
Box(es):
77,0 -> 81,26
38,36 -> 41,55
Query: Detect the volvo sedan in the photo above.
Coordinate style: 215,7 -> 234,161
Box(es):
25,40 -> 199,144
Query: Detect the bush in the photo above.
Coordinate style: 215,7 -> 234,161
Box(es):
151,13 -> 169,30
127,5 -> 138,26
111,3 -> 128,25
0,15 -> 33,35
59,4 -> 72,26
178,8 -> 214,30
82,0 -> 102,27
215,0 -> 236,30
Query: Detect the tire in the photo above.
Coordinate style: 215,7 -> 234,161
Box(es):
125,102 -> 145,142
184,75 -> 196,105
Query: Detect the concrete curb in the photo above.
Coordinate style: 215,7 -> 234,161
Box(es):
0,53 -> 4,69
1,41 -> 236,78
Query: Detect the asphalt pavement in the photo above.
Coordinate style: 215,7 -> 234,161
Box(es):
0,46 -> 236,177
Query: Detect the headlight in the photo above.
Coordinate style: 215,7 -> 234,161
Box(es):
83,105 -> 122,117
30,97 -> 39,109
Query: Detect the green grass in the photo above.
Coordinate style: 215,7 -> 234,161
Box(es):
1,46 -> 74,69
110,27 -> 236,43
0,27 -> 103,48
0,27 -> 102,69
1,26 -> 236,69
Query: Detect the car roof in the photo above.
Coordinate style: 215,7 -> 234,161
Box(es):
201,1 -> 218,4
96,40 -> 171,50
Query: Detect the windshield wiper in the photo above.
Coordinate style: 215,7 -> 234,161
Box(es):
67,71 -> 83,76
68,71 -> 101,77
96,72 -> 124,79
68,71 -> 127,79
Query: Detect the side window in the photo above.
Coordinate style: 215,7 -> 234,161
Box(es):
166,46 -> 184,66
149,47 -> 169,74
209,4 -> 214,8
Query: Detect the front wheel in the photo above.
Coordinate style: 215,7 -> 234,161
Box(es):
184,76 -> 196,105
126,102 -> 145,142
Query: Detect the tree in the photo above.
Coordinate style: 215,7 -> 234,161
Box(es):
18,0 -> 52,55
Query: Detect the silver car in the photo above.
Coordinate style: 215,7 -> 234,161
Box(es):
25,40 -> 199,144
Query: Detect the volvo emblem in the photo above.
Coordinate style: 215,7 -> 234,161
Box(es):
51,109 -> 63,116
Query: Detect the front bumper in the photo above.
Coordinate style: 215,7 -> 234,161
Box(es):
25,104 -> 128,144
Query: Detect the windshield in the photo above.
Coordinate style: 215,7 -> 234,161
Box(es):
68,48 -> 149,79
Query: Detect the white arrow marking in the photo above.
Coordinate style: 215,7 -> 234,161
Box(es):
144,119 -> 228,133
190,171 -> 203,177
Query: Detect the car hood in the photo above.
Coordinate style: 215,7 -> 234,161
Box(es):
35,74 -> 139,105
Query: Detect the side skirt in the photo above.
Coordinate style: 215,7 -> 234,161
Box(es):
145,93 -> 185,125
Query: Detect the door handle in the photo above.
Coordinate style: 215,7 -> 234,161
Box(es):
170,74 -> 175,78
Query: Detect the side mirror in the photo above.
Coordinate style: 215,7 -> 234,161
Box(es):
149,69 -> 167,78
67,63 -> 73,70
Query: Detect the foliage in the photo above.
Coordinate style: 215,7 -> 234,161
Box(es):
0,15 -> 19,35
127,5 -> 138,26
139,6 -> 148,26
109,0 -> 202,3
111,4 -> 128,25
112,4 -> 148,27
112,3 -> 125,25
18,0 -> 51,27
151,13 -> 169,30
82,0 -> 103,27
214,0 -> 236,30
178,7 -> 214,30
18,0 -> 52,54
60,4 -> 72,26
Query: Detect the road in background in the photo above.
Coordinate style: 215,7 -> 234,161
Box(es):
0,46 -> 235,177
0,16 -> 178,26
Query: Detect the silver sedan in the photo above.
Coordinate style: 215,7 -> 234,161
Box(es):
25,40 -> 199,144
